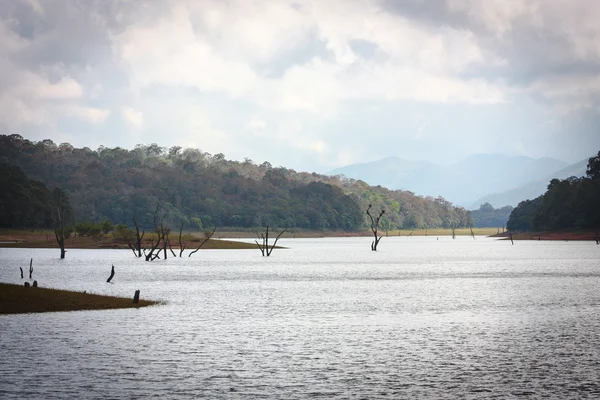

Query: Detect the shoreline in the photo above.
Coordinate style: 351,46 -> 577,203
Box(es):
0,227 -> 501,249
0,283 -> 157,315
494,231 -> 600,241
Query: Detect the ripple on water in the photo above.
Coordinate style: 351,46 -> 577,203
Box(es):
1,238 -> 600,398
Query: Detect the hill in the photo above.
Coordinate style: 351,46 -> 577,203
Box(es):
329,154 -> 567,206
470,159 -> 588,208
0,134 -> 474,231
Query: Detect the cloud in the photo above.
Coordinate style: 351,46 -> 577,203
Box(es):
0,0 -> 599,171
122,107 -> 143,129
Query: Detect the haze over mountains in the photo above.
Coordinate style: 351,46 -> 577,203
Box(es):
329,154 -> 588,209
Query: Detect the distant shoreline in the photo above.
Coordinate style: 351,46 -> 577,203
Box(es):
493,231 -> 599,241
0,227 -> 503,250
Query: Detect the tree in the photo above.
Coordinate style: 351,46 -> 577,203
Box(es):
366,204 -> 385,251
188,227 -> 216,257
51,188 -> 72,259
587,151 -> 600,180
255,224 -> 285,256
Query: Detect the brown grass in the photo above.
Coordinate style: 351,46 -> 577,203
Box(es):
0,283 -> 157,315
0,229 -> 265,250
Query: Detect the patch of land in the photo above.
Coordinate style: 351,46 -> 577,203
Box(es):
0,227 -> 505,249
0,283 -> 157,315
494,231 -> 600,241
0,229 -> 266,250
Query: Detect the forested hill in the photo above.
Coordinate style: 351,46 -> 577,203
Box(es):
0,134 -> 473,230
507,151 -> 600,232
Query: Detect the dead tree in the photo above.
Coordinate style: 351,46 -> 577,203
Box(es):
188,227 -> 216,257
54,207 -> 66,259
451,227 -> 456,240
20,267 -> 23,279
144,204 -> 167,261
470,226 -> 475,239
107,265 -> 115,283
366,204 -> 385,251
255,224 -> 285,256
29,259 -> 33,279
128,216 -> 145,257
510,233 -> 514,245
178,222 -> 186,257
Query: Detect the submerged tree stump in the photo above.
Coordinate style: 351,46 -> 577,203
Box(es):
24,282 -> 30,287
133,290 -> 140,304
33,280 -> 38,287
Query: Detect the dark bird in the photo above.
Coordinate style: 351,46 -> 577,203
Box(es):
107,265 -> 115,283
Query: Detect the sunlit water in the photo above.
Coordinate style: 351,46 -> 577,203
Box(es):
1,237 -> 600,398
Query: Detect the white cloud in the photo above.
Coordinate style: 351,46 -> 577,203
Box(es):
122,107 -> 143,129
65,105 -> 111,124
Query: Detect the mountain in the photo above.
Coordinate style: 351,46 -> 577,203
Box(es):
329,154 -> 568,206
470,159 -> 588,209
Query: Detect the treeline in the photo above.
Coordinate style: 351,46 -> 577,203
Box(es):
0,160 -> 73,229
507,151 -> 600,231
470,203 -> 513,228
0,134 -> 473,230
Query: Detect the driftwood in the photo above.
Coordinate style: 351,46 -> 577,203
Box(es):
366,204 -> 385,251
107,265 -> 115,283
255,224 -> 285,256
189,227 -> 216,257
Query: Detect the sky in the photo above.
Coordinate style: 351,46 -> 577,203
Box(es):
1,0 -> 599,173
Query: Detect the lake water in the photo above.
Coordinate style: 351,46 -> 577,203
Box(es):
1,237 -> 600,398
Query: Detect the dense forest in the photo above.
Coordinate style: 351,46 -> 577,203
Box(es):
0,160 -> 73,229
0,134 -> 474,231
507,151 -> 600,231
469,203 -> 513,228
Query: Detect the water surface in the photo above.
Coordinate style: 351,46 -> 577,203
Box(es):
1,237 -> 599,398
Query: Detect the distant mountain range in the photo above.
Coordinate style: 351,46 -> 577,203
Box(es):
328,154 -> 588,209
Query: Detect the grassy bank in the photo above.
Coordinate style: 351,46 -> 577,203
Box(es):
0,229 -> 263,250
0,227 -> 502,250
0,283 -> 157,314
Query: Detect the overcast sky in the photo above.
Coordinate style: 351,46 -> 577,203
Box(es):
1,0 -> 599,172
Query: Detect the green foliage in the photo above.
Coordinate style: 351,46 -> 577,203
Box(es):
470,202 -> 513,227
113,223 -> 135,242
74,221 -> 104,238
0,135 -> 474,231
507,152 -> 600,231
587,151 -> 600,181
0,160 -> 69,228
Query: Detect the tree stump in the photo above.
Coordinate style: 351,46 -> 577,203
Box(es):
133,290 -> 140,304
33,280 -> 38,287
24,282 -> 30,287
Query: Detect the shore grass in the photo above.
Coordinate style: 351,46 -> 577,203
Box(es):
0,229 -> 265,250
0,283 -> 157,315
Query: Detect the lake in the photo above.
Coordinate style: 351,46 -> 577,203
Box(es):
1,237 -> 600,398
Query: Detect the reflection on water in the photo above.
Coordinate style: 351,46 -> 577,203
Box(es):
1,237 -> 600,398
